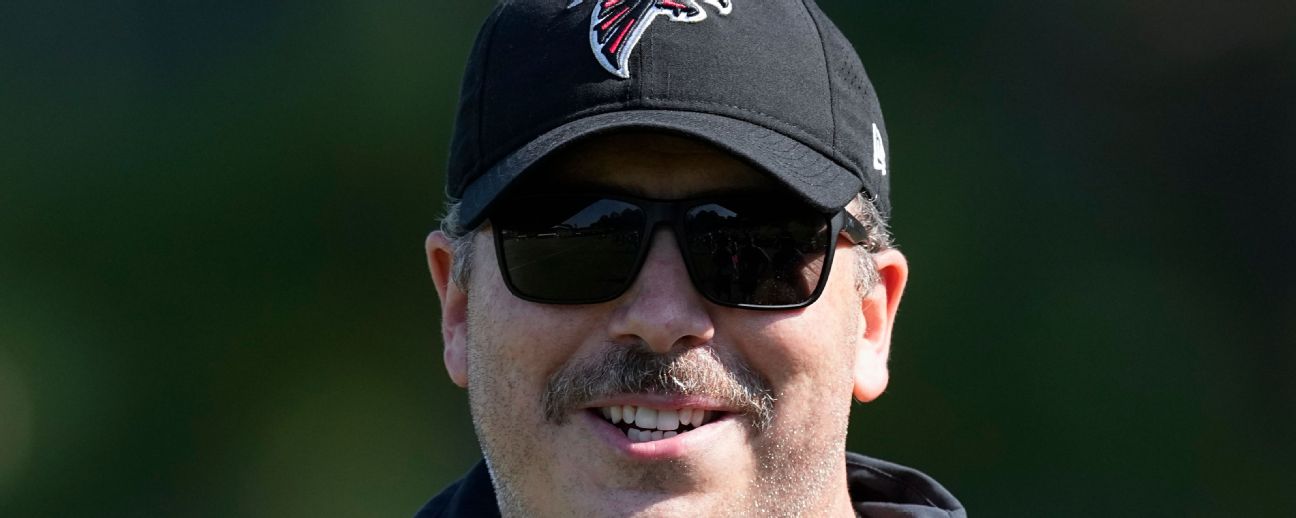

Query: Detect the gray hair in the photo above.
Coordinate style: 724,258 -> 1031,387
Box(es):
439,193 -> 893,294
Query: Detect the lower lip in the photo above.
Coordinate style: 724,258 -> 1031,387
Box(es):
581,410 -> 737,460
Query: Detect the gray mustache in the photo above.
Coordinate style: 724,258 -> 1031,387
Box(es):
542,343 -> 775,431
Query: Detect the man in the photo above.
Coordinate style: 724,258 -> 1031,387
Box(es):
420,1 -> 965,516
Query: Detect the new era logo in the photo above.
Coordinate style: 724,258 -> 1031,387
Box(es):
872,123 -> 887,176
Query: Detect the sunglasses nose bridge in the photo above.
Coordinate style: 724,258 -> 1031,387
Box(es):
633,200 -> 687,276
639,199 -> 700,288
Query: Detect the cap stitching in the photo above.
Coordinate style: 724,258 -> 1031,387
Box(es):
467,89 -> 861,189
634,26 -> 647,102
640,96 -> 850,171
474,1 -> 508,183
799,0 -> 837,152
473,96 -> 847,183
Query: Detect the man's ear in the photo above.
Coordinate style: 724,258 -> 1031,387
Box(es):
426,231 -> 469,388
853,248 -> 909,403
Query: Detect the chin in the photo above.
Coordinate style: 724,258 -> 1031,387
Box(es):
488,423 -> 759,518
512,487 -> 728,518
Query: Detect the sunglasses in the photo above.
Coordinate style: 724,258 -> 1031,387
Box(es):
489,193 -> 870,309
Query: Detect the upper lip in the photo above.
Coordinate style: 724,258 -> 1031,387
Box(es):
580,394 -> 737,413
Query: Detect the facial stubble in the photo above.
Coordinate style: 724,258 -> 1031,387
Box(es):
462,295 -> 858,517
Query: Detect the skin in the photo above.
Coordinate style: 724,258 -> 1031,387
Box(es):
425,132 -> 909,517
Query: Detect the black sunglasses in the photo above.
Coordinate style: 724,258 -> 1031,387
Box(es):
490,193 -> 870,309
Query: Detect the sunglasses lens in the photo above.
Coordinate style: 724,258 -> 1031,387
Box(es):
497,198 -> 645,302
684,201 -> 831,307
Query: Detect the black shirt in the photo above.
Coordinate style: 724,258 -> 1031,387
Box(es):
415,452 -> 965,517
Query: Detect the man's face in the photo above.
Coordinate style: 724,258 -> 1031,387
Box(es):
428,132 -> 905,517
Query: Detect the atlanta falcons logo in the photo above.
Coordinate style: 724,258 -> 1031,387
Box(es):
568,0 -> 734,79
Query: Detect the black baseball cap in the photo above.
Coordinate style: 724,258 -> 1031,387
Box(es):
446,0 -> 891,229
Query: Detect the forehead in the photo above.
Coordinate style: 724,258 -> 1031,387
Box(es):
523,131 -> 781,199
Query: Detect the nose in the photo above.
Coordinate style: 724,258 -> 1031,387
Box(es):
608,229 -> 716,354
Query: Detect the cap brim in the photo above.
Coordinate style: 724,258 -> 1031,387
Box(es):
458,110 -> 864,228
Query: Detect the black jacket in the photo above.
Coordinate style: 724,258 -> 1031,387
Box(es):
415,452 -> 965,517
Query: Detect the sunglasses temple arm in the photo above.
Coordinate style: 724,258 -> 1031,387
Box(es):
839,211 -> 871,246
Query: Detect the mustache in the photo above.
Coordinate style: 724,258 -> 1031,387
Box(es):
541,342 -> 775,431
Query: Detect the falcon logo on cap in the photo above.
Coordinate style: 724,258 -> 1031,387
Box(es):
569,0 -> 733,79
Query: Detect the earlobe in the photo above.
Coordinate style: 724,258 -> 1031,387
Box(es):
426,231 -> 470,388
852,249 -> 908,403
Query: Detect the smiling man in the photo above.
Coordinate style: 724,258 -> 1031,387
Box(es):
419,1 -> 964,517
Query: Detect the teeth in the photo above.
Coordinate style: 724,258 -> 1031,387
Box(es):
655,409 -> 679,431
600,405 -> 719,431
635,407 -> 658,429
624,428 -> 682,442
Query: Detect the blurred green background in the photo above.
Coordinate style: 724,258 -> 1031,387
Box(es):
2,1 -> 1293,516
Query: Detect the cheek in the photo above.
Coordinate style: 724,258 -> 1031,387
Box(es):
723,304 -> 859,403
729,257 -> 864,399
464,273 -> 607,406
